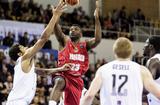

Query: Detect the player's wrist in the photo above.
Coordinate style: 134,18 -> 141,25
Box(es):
58,66 -> 64,71
95,16 -> 99,20
52,13 -> 61,19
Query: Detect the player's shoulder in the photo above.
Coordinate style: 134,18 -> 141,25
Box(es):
79,40 -> 87,46
147,55 -> 160,68
97,61 -> 114,72
149,54 -> 160,61
153,53 -> 160,58
140,65 -> 150,75
16,56 -> 22,64
140,65 -> 153,81
148,54 -> 160,63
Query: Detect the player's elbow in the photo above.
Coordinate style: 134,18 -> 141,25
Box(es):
86,92 -> 95,100
96,38 -> 101,43
95,34 -> 102,42
95,38 -> 101,46
84,95 -> 94,104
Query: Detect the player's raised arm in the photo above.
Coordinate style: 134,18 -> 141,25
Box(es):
22,0 -> 66,60
141,66 -> 160,100
54,23 -> 67,48
86,0 -> 102,50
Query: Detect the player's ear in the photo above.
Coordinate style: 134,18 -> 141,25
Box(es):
149,44 -> 154,49
18,52 -> 22,57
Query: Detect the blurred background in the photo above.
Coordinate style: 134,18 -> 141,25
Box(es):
0,0 -> 159,104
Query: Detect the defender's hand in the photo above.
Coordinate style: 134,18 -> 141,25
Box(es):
61,63 -> 72,71
52,0 -> 67,16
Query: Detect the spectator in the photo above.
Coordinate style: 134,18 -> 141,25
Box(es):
42,40 -> 52,49
0,79 -> 7,105
133,8 -> 145,21
29,35 -> 38,47
4,75 -> 13,94
0,51 -> 4,71
104,16 -> 113,30
0,6 -> 5,19
19,32 -> 29,47
2,32 -> 14,47
132,51 -> 143,64
0,0 -> 9,11
12,0 -> 22,17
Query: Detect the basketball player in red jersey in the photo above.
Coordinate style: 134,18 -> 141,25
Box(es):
48,1 -> 101,105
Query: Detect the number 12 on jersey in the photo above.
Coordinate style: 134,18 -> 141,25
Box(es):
111,74 -> 128,96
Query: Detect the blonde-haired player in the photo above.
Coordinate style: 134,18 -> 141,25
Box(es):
81,37 -> 160,105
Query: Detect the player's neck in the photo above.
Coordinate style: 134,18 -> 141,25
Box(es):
71,42 -> 79,52
116,57 -> 130,61
11,60 -> 16,65
72,40 -> 80,45
150,50 -> 156,58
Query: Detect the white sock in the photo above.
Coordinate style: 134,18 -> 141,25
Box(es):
49,100 -> 57,105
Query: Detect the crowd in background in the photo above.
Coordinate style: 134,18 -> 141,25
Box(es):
0,0 -> 148,105
0,31 -> 52,49
0,49 -> 144,105
0,0 -> 149,40
0,50 -> 109,105
0,40 -> 145,105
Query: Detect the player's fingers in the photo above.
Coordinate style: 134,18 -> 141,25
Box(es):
51,5 -> 56,11
57,3 -> 66,11
60,4 -> 68,11
96,0 -> 99,8
66,63 -> 73,68
66,63 -> 72,68
59,0 -> 64,5
56,0 -> 64,10
61,8 -> 68,12
59,0 -> 66,8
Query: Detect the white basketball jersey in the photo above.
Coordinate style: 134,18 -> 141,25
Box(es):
97,60 -> 143,105
7,57 -> 37,104
147,54 -> 160,105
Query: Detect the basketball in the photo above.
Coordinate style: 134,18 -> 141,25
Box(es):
65,0 -> 79,6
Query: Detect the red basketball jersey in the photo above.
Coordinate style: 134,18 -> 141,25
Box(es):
58,40 -> 89,76
56,40 -> 89,105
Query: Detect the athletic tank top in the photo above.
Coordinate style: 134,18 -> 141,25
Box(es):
58,40 -> 89,76
97,60 -> 143,105
147,54 -> 160,105
7,57 -> 37,103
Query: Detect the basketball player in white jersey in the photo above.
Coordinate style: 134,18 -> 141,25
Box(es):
80,37 -> 160,105
143,36 -> 160,105
6,1 -> 67,105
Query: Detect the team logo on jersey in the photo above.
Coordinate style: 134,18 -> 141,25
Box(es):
80,44 -> 84,49
69,53 -> 85,62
